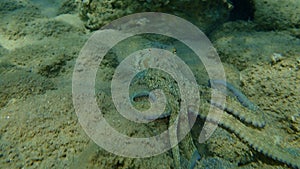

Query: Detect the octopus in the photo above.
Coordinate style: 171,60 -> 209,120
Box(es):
130,69 -> 300,169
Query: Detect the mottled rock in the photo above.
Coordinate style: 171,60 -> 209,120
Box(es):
76,0 -> 231,33
197,156 -> 236,169
205,127 -> 255,165
253,0 -> 300,30
0,70 -> 56,107
211,21 -> 300,70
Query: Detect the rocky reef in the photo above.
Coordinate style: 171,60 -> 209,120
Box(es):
76,0 -> 232,33
253,0 -> 300,31
0,0 -> 299,168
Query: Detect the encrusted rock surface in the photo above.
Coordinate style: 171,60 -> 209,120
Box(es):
253,0 -> 300,30
76,0 -> 231,33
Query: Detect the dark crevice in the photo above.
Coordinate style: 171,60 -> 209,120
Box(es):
229,0 -> 254,21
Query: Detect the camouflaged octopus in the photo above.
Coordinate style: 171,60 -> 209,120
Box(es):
130,69 -> 300,169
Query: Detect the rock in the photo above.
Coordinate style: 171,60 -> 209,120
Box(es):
253,0 -> 300,30
0,45 -> 8,58
76,0 -> 232,33
205,127 -> 255,165
0,70 -> 56,108
196,156 -> 236,169
210,21 -> 300,70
